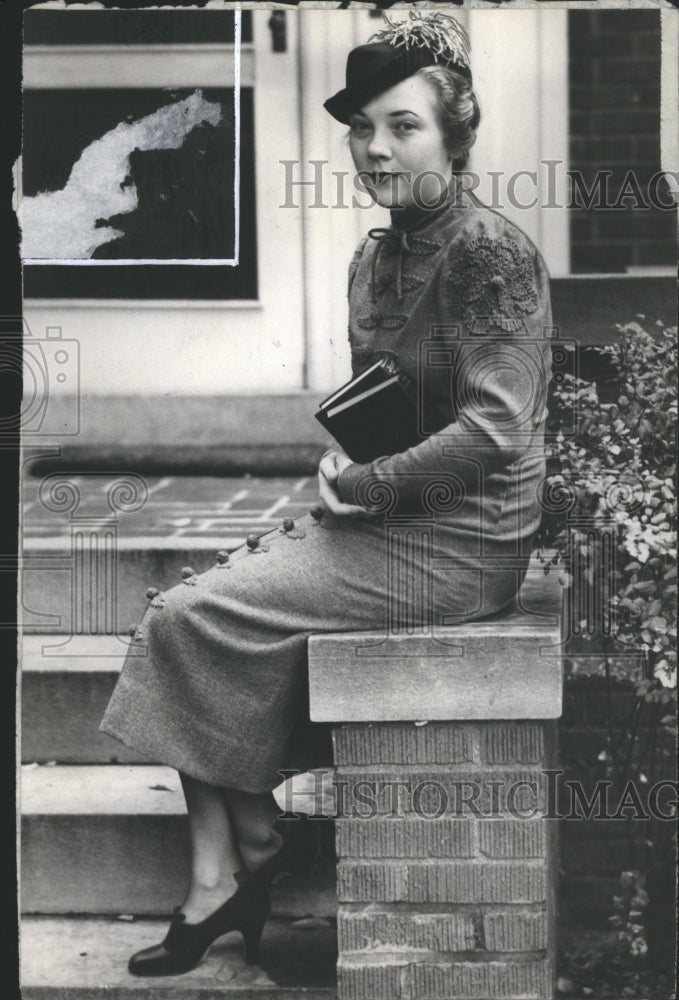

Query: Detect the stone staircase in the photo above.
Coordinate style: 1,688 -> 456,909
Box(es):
20,473 -> 339,998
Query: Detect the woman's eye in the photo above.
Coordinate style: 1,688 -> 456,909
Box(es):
395,121 -> 417,133
349,120 -> 370,134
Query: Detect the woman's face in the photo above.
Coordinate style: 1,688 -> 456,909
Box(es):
349,74 -> 452,211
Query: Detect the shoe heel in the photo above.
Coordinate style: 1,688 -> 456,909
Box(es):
242,919 -> 265,965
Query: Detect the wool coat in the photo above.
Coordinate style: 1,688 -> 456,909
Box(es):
100,184 -> 553,792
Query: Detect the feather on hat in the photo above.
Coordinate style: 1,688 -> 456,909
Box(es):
324,11 -> 472,125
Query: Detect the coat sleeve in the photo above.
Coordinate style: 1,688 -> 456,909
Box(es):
336,227 -> 553,507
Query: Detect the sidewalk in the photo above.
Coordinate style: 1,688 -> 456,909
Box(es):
23,474 -> 321,548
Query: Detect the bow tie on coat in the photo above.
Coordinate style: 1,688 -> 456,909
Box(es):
366,225 -> 440,304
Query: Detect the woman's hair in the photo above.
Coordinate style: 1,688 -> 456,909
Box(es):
416,64 -> 480,171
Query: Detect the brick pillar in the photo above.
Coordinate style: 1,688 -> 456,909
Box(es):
308,572 -> 562,1000
329,720 -> 558,1000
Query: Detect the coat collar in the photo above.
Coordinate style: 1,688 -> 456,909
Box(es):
388,173 -> 470,234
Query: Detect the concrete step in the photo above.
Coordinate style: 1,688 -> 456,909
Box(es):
22,474 -> 320,635
21,635 -> 339,774
22,634 -> 154,764
21,537 -> 244,637
21,765 -> 338,920
21,915 -> 337,999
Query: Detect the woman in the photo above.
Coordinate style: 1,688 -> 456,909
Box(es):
100,11 -> 553,976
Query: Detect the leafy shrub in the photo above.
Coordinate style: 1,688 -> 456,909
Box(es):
537,318 -> 677,969
538,318 -> 677,700
610,870 -> 649,958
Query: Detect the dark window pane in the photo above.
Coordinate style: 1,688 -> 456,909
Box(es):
23,88 -> 257,298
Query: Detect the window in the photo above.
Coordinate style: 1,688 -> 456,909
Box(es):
22,9 -> 257,299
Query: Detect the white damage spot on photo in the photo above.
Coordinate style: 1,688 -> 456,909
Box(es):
19,89 -> 222,261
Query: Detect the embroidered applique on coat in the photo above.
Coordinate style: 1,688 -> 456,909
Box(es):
447,235 -> 540,334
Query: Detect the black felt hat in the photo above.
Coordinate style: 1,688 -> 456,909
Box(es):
324,12 -> 472,125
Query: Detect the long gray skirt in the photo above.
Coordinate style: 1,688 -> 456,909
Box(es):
99,505 -> 529,792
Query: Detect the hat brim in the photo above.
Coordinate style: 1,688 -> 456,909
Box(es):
324,46 -> 440,125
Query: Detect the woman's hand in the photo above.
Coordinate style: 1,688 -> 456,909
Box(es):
318,449 -> 371,517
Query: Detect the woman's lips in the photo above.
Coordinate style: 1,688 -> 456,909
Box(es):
365,171 -> 400,185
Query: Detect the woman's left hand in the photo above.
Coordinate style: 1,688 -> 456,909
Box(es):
318,449 -> 372,517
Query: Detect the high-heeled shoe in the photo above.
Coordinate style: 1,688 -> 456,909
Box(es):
128,869 -> 270,976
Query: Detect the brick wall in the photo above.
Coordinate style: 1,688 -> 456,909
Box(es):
332,721 -> 558,1000
568,10 -> 675,273
302,677 -> 675,931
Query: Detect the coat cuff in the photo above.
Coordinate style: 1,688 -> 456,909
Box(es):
337,462 -> 366,505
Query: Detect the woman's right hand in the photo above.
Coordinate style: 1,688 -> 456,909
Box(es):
318,450 -> 371,518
